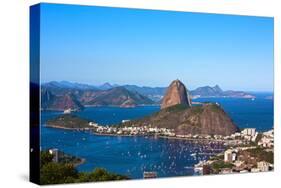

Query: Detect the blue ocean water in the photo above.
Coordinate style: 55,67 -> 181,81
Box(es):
194,95 -> 273,131
40,96 -> 273,178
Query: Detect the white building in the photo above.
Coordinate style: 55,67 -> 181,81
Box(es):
224,149 -> 233,162
224,149 -> 237,162
258,136 -> 274,148
241,128 -> 256,137
232,152 -> 237,161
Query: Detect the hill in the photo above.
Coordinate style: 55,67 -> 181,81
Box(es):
191,85 -> 223,97
41,89 -> 84,111
46,114 -> 90,129
122,80 -> 239,136
123,103 -> 239,136
190,85 -> 255,98
81,87 -> 154,107
41,85 -> 155,111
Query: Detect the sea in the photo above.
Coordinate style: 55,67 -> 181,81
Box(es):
40,93 -> 273,179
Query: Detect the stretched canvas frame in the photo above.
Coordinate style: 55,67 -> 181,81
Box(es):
30,3 -> 274,185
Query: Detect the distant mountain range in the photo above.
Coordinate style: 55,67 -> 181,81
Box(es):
40,81 -> 256,111
41,81 -> 154,111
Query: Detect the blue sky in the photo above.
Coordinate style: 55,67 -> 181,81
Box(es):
40,3 -> 274,91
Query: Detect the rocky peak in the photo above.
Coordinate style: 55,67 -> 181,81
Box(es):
213,85 -> 223,93
161,79 -> 192,109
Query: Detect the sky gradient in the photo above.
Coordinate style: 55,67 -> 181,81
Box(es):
40,3 -> 274,91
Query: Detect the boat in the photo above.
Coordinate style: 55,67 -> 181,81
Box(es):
63,108 -> 72,114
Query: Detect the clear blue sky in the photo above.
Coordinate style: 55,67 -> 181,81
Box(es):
40,3 -> 274,91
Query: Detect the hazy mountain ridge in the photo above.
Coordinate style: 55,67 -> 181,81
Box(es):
81,87 -> 154,107
41,83 -> 154,111
40,81 -> 257,111
42,81 -> 255,99
190,85 -> 255,98
41,89 -> 84,111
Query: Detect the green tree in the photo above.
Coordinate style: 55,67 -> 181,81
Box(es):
40,151 -> 53,167
40,150 -> 129,185
77,168 -> 128,182
40,163 -> 78,184
211,161 -> 234,173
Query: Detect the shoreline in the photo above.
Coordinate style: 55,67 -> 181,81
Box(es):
84,104 -> 160,108
44,124 -> 272,147
48,126 -> 235,144
93,133 -> 239,144
45,125 -> 94,131
41,104 -> 161,112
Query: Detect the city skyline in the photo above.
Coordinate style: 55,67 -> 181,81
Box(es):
40,3 -> 274,92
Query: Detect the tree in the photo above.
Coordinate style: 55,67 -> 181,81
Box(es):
40,150 -> 129,185
40,162 -> 78,184
40,151 -> 53,167
77,168 -> 128,182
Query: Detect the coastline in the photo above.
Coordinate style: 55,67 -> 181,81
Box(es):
46,125 -> 237,144
41,104 -> 161,112
83,104 -> 160,108
45,124 -> 94,131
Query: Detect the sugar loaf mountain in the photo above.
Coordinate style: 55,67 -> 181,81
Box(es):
122,80 -> 239,136
41,81 -> 255,111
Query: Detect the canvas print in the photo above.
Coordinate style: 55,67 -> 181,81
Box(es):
30,3 -> 274,185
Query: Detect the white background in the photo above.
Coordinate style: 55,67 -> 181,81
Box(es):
0,0 -> 280,187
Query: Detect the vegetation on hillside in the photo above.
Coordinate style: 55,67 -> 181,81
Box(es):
46,114 -> 91,129
210,161 -> 234,174
164,104 -> 189,112
245,147 -> 274,164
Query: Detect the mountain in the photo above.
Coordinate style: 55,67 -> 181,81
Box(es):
190,85 -> 255,98
190,85 -> 224,97
222,90 -> 255,98
123,85 -> 167,102
42,81 -> 255,100
41,89 -> 84,111
81,87 -> 154,107
40,81 -> 255,111
41,83 -> 155,110
161,79 -> 192,109
124,84 -> 254,100
98,82 -> 115,90
122,80 -> 239,136
123,103 -> 238,136
43,81 -> 98,91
